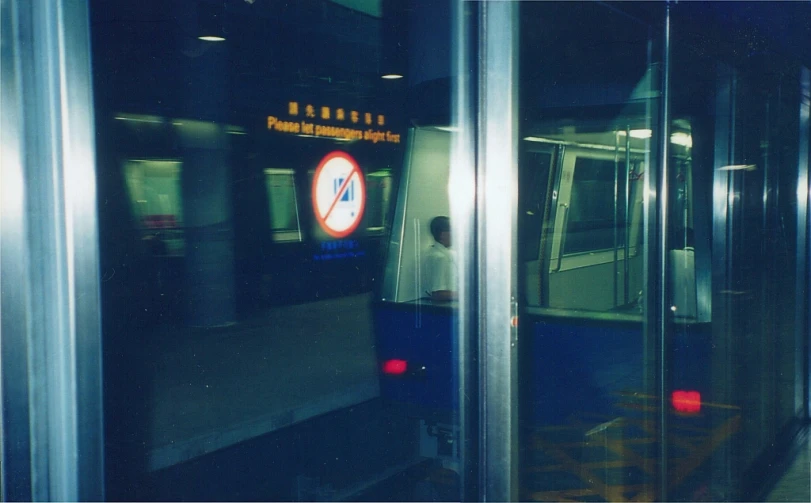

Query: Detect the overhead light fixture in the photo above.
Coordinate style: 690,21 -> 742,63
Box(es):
197,1 -> 226,42
720,164 -> 758,172
670,132 -> 693,148
115,113 -> 163,124
381,73 -> 403,80
523,136 -> 556,143
617,129 -> 652,139
226,126 -> 247,135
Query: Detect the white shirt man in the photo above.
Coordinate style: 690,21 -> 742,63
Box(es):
423,216 -> 457,301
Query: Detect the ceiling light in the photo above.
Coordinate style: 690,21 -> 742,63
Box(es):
670,132 -> 693,148
718,164 -> 757,171
617,129 -> 652,139
523,136 -> 556,143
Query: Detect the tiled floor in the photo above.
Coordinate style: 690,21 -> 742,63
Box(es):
765,429 -> 810,502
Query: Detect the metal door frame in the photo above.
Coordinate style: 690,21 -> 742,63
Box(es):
0,0 -> 104,499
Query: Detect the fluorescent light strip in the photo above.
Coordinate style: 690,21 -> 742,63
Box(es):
523,136 -> 648,154
115,114 -> 163,124
718,164 -> 757,171
617,129 -> 652,139
670,132 -> 693,147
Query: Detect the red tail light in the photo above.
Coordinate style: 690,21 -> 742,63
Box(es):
382,359 -> 408,375
672,390 -> 701,414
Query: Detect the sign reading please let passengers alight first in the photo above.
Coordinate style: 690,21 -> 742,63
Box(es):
267,101 -> 401,144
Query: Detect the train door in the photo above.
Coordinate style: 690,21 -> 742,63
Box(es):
548,145 -> 645,311
522,139 -> 646,312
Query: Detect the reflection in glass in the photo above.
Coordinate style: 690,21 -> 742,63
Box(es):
94,0 -> 454,500
364,170 -> 393,234
124,159 -> 185,256
264,168 -> 301,242
518,3 -> 657,501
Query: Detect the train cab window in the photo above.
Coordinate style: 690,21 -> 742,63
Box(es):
123,159 -> 185,256
264,168 -> 302,242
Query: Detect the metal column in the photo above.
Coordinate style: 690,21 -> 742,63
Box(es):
0,0 -> 104,499
477,2 -> 519,500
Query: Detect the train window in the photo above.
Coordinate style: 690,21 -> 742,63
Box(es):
364,170 -> 393,234
565,157 -> 627,255
521,128 -> 648,311
264,168 -> 302,242
123,159 -> 185,256
518,150 -> 553,262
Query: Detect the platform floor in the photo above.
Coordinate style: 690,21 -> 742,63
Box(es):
765,429 -> 810,502
141,293 -> 379,471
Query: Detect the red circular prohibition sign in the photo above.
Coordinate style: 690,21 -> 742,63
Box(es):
311,151 -> 366,238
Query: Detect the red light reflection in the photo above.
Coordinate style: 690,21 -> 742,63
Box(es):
382,359 -> 408,375
672,390 -> 701,414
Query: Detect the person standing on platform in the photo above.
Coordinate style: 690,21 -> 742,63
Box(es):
423,216 -> 457,302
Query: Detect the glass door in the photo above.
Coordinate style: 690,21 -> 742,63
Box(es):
517,3 -> 662,501
666,4 -> 810,498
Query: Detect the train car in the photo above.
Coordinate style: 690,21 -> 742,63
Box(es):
375,122 -> 707,403
374,121 -> 713,500
373,46 -> 715,497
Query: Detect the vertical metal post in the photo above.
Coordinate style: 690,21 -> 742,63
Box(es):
711,63 -> 737,499
450,0 -> 478,499
655,4 -> 672,501
0,0 -> 104,500
625,129 -> 632,305
797,68 -> 810,419
1,0 -> 34,499
477,2 -> 519,500
614,132 -> 621,308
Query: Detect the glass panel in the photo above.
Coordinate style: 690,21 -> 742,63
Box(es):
517,3 -> 658,501
92,0 -> 463,500
666,3 -> 808,500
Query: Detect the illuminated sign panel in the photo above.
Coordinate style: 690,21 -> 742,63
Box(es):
267,101 -> 401,144
311,151 -> 366,238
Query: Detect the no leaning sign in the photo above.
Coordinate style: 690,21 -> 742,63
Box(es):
311,151 -> 366,238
